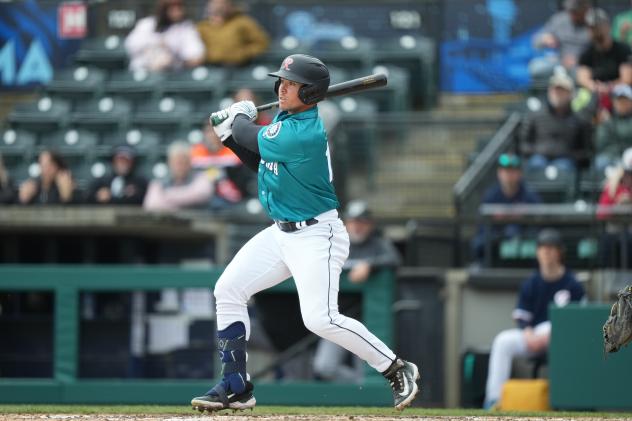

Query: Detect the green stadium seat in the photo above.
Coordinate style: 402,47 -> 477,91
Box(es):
40,128 -> 99,158
137,158 -> 168,181
162,66 -> 227,105
226,64 -> 279,103
578,167 -> 606,202
45,66 -> 107,104
104,69 -> 165,109
8,97 -> 71,131
70,96 -> 132,132
100,128 -> 162,159
74,36 -> 127,70
257,36 -> 309,68
311,37 -> 375,74
524,167 -> 577,203
354,64 -> 410,111
133,96 -> 194,131
374,36 -> 437,109
0,128 -> 37,160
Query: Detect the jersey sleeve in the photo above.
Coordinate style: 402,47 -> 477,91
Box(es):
258,119 -> 305,163
570,277 -> 586,302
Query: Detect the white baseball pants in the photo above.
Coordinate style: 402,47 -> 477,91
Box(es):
214,209 -> 396,373
485,321 -> 551,404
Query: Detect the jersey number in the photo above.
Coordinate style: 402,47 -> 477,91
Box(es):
326,144 -> 333,182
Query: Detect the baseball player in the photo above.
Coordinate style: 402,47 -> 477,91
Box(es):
190,54 -> 419,412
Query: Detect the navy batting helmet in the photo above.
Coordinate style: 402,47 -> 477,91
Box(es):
268,54 -> 330,105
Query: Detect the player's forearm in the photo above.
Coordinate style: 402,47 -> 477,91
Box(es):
232,115 -> 261,153
223,137 -> 260,172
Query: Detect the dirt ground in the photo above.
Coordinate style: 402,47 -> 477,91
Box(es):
1,416 -> 630,421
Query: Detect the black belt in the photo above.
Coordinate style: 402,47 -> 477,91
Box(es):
275,218 -> 318,233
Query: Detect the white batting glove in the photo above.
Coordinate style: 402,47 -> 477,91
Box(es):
209,108 -> 234,142
230,100 -> 257,121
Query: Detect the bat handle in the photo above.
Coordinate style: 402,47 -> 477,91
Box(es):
256,101 -> 279,112
209,113 -> 228,127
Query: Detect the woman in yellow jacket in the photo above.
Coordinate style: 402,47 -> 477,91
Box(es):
197,0 -> 270,66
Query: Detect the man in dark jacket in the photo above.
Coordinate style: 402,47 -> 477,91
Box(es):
471,153 -> 542,263
87,145 -> 148,205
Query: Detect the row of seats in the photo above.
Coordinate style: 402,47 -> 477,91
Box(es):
75,34 -> 436,109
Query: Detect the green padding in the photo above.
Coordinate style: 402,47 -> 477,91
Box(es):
0,380 -> 391,406
0,265 -> 395,406
549,304 -> 632,410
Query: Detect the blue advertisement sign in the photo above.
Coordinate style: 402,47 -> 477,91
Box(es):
0,0 -> 81,90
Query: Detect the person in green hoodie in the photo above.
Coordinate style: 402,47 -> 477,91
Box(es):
197,0 -> 270,67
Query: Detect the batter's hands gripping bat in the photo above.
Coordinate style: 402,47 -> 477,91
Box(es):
210,73 -> 387,125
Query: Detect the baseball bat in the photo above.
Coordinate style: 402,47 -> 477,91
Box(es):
256,73 -> 388,111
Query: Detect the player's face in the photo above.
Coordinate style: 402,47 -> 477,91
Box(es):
278,78 -> 311,114
537,244 -> 562,267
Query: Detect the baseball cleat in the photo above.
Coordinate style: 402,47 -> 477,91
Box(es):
191,381 -> 256,412
383,358 -> 420,410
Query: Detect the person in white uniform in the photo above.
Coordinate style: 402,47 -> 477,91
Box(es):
191,54 -> 420,412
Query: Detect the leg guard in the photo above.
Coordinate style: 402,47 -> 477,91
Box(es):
209,321 -> 247,397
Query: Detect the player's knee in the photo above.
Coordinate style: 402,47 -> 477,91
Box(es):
302,315 -> 330,336
492,329 -> 518,351
213,279 -> 242,304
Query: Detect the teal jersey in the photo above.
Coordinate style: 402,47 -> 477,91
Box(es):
257,106 -> 339,222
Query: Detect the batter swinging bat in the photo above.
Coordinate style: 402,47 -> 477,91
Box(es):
210,73 -> 387,125
256,73 -> 387,111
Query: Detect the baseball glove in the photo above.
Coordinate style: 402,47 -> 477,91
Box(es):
603,285 -> 632,353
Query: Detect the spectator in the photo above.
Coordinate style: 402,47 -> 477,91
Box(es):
0,153 -> 16,204
18,150 -> 75,205
197,0 -> 270,67
576,8 -> 632,114
594,84 -> 632,171
530,0 -> 591,79
596,148 -> 632,268
312,200 -> 401,383
612,1 -> 632,46
471,153 -> 542,264
519,71 -> 592,171
124,0 -> 205,72
143,141 -> 213,211
483,228 -> 585,410
86,145 -> 148,205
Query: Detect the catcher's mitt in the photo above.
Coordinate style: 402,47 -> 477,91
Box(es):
603,285 -> 632,353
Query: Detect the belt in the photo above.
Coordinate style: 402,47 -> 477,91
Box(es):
275,218 -> 318,233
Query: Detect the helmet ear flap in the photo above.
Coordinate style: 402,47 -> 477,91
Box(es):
274,79 -> 281,95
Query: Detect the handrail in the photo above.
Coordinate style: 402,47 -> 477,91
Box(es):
453,112 -> 522,204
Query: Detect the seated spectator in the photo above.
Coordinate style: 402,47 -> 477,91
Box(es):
143,141 -> 213,211
19,150 -> 75,205
0,153 -> 16,204
576,8 -> 632,116
313,200 -> 401,383
471,154 -> 542,264
595,84 -> 632,171
530,0 -> 591,79
612,1 -> 632,47
196,0 -> 270,67
86,145 -> 148,205
596,148 -> 632,268
519,71 -> 592,171
124,0 -> 205,72
483,228 -> 585,409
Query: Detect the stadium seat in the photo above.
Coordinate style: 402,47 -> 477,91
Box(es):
41,128 -> 99,158
137,159 -> 169,181
0,127 -> 37,160
226,64 -> 279,103
104,69 -> 165,109
354,64 -> 410,112
70,96 -> 133,132
74,35 -> 127,70
8,97 -> 71,132
257,36 -> 309,68
162,66 -> 227,106
577,167 -> 606,202
45,66 -> 107,104
71,159 -> 110,192
133,96 -> 194,131
100,127 -> 162,159
374,36 -> 436,109
523,166 -> 577,203
311,36 -> 375,74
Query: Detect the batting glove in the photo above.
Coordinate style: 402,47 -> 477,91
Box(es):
230,100 -> 258,121
209,108 -> 234,142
